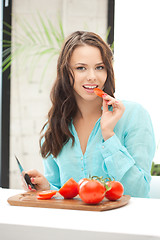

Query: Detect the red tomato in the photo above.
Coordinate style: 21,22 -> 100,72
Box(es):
94,88 -> 105,98
105,181 -> 124,201
79,179 -> 106,204
78,178 -> 89,187
37,190 -> 57,199
59,177 -> 79,199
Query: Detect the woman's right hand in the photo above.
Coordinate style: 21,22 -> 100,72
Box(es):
22,169 -> 50,191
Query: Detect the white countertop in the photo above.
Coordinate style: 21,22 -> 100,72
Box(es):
0,188 -> 159,240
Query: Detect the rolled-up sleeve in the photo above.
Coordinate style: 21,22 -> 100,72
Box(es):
101,134 -> 135,181
43,155 -> 61,191
101,103 -> 156,197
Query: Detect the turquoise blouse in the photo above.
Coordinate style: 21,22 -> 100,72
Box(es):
42,100 -> 156,197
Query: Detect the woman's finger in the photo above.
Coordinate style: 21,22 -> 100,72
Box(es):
30,176 -> 43,185
107,99 -> 117,106
102,97 -> 109,112
26,169 -> 42,178
30,175 -> 50,190
102,95 -> 120,108
102,93 -> 114,101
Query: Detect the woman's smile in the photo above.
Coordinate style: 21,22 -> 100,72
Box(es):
82,84 -> 98,93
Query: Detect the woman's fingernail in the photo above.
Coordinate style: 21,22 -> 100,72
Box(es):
31,177 -> 34,183
102,93 -> 107,97
28,185 -> 32,190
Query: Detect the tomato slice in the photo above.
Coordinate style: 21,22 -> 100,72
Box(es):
94,88 -> 105,98
105,181 -> 124,201
37,190 -> 57,200
59,177 -> 79,199
37,195 -> 54,200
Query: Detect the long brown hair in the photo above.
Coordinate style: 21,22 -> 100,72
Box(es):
40,31 -> 115,158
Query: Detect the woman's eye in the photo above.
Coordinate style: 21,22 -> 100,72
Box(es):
96,66 -> 104,70
76,66 -> 86,71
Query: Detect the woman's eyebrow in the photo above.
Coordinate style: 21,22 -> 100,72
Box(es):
75,63 -> 87,66
75,62 -> 104,66
96,62 -> 104,65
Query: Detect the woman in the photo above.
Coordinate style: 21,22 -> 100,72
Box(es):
27,31 -> 155,197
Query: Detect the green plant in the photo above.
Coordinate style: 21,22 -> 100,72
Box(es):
151,162 -> 160,176
2,13 -> 65,85
106,26 -> 114,50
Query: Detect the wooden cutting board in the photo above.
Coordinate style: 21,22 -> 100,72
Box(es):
7,192 -> 130,211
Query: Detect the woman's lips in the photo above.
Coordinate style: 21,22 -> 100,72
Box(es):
83,84 -> 98,93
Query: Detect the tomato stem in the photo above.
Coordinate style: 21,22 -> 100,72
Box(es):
89,176 -> 112,192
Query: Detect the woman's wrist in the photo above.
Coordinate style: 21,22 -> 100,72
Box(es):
102,131 -> 115,141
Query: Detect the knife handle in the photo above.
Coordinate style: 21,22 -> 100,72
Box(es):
24,173 -> 36,190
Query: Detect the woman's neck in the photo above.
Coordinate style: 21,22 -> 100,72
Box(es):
75,98 -> 102,121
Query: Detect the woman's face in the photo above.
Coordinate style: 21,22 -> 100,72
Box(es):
69,45 -> 107,102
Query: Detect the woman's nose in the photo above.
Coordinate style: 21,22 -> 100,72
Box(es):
87,69 -> 96,81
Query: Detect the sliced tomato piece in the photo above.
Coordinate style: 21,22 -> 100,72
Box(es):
37,190 -> 57,198
37,195 -> 54,200
59,177 -> 79,199
94,88 -> 105,98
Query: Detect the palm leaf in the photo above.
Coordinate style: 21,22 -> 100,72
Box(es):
39,52 -> 56,89
21,18 -> 43,44
2,47 -> 11,58
106,26 -> 114,51
32,14 -> 46,44
37,12 -> 53,45
2,55 -> 12,72
57,14 -> 65,42
106,26 -> 111,42
2,13 -> 65,84
15,18 -> 36,44
3,21 -> 12,30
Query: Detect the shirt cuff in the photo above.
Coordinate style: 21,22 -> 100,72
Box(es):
101,134 -> 135,181
101,134 -> 123,157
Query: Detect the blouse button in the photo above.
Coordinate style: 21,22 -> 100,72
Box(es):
81,167 -> 84,171
81,157 -> 83,160
102,145 -> 104,149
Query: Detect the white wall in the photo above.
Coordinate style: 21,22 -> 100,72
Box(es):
114,0 -> 160,163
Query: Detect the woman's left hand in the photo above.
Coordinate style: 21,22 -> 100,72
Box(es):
101,93 -> 125,141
